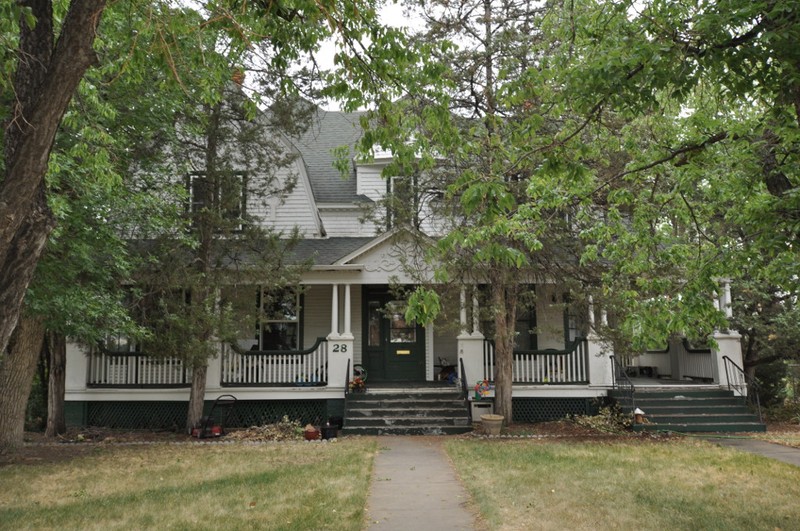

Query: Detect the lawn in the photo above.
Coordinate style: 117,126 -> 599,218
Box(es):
445,438 -> 800,531
0,439 -> 376,531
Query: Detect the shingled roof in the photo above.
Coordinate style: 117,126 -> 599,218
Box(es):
290,108 -> 367,204
289,236 -> 376,265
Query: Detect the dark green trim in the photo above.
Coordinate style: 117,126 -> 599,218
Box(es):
512,397 -> 603,423
65,399 -> 343,429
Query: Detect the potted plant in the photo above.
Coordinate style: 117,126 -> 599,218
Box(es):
348,376 -> 366,393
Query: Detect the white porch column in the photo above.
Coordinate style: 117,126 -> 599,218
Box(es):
329,284 -> 340,339
65,343 -> 89,393
711,330 -> 745,392
327,283 -> 353,390
342,284 -> 353,339
459,287 -> 485,389
459,287 -> 468,335
205,345 -> 223,393
587,332 -> 613,387
471,291 -> 481,337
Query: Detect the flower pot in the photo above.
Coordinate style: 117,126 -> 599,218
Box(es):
304,428 -> 320,441
321,425 -> 337,440
480,414 -> 504,436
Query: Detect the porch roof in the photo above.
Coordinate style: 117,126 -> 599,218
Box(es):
289,237 -> 376,265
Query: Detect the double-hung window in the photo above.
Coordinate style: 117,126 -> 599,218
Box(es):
258,288 -> 301,351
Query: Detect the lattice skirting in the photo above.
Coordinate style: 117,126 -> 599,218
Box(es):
67,399 -> 345,430
512,397 -> 603,423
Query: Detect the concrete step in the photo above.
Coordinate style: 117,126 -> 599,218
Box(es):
637,404 -> 752,415
346,407 -> 468,418
617,389 -> 736,399
344,388 -> 472,435
636,396 -> 745,407
342,425 -> 473,436
646,413 -> 761,424
634,422 -> 766,433
346,416 -> 472,428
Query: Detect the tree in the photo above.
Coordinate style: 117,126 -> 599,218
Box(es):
524,0 -> 800,355
371,0 -> 579,424
0,0 -> 415,450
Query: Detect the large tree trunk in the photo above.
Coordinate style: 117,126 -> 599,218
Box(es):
45,332 -> 67,437
186,363 -> 209,433
0,0 -> 106,356
0,315 -> 46,452
492,283 -> 518,426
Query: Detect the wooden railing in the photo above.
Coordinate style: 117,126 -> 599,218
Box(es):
88,348 -> 190,388
483,338 -> 589,384
678,339 -> 713,380
221,337 -> 328,387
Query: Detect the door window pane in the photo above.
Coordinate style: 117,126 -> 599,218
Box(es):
368,301 -> 382,347
388,301 -> 416,343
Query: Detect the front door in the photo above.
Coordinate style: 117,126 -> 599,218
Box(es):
363,291 -> 425,382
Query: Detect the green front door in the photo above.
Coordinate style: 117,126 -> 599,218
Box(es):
363,292 -> 425,382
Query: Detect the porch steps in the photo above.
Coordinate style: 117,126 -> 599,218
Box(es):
611,388 -> 766,433
342,388 -> 472,436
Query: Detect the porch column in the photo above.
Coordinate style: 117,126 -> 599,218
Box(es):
459,287 -> 468,335
329,284 -> 340,339
459,286 -> 485,390
327,283 -> 354,390
711,330 -> 744,391
471,291 -> 481,337
587,299 -> 613,388
342,284 -> 353,339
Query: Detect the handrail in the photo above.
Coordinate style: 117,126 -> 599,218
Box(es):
459,357 -> 471,422
485,337 -> 586,357
723,355 -> 763,423
228,337 -> 328,356
610,355 -> 636,413
682,338 -> 712,354
345,358 -> 351,398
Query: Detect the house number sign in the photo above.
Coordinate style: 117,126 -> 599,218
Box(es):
331,343 -> 349,353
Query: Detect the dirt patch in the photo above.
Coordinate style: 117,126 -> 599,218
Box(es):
2,420 -> 678,467
1,428 -> 192,467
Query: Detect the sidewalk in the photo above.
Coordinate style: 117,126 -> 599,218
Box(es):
705,436 -> 800,467
366,437 -> 478,530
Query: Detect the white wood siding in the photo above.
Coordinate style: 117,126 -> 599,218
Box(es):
319,208 -> 381,237
251,159 -> 322,236
356,164 -> 386,202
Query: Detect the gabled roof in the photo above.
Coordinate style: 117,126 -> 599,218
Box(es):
290,108 -> 367,204
289,237 -> 376,265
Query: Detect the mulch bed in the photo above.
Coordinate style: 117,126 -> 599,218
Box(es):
5,419 -> 797,467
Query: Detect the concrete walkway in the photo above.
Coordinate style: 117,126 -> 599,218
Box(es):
705,436 -> 800,467
366,437 -> 478,530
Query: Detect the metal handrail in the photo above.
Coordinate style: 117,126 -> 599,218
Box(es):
459,357 -> 471,422
610,355 -> 636,413
723,355 -> 763,423
345,358 -> 351,398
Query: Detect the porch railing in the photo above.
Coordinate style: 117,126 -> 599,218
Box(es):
610,355 -> 636,413
88,348 -> 191,388
723,355 -> 762,423
678,339 -> 713,380
483,338 -> 589,384
221,337 -> 328,387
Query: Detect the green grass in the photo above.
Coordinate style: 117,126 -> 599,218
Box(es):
445,439 -> 800,531
0,440 -> 376,531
